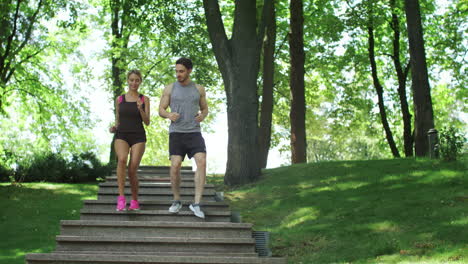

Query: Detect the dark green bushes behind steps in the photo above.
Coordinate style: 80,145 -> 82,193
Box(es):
438,126 -> 466,161
6,152 -> 111,183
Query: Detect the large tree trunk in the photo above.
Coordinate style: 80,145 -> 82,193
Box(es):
203,0 -> 272,185
108,0 -> 127,166
258,0 -> 276,169
289,0 -> 307,164
368,21 -> 400,158
404,0 -> 435,156
390,0 -> 413,157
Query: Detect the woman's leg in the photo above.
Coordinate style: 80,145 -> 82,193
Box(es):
115,139 -> 130,197
128,142 -> 145,201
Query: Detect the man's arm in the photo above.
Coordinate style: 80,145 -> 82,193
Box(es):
159,84 -> 180,121
195,85 -> 208,122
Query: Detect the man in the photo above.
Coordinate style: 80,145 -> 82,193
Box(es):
159,57 -> 208,219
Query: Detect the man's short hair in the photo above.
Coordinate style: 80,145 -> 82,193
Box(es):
176,57 -> 193,70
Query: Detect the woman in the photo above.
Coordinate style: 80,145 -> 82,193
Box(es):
109,70 -> 150,211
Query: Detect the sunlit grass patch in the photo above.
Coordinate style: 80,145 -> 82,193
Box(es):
0,182 -> 98,264
226,157 -> 467,263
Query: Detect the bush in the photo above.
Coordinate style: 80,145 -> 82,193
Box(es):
438,126 -> 466,161
14,151 -> 111,183
0,149 -> 15,182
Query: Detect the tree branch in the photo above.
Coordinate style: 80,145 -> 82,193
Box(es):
1,0 -> 21,65
13,0 -> 44,58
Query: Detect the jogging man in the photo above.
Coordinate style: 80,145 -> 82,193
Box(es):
158,57 -> 208,219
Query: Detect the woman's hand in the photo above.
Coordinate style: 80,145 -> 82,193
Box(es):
137,98 -> 144,111
109,126 -> 117,133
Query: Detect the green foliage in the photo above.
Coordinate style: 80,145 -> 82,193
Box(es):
439,126 -> 466,161
12,152 -> 110,183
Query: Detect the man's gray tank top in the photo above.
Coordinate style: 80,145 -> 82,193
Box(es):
169,81 -> 201,133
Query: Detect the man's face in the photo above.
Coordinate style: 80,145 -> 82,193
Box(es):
176,64 -> 191,83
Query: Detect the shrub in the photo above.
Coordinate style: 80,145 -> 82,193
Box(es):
14,151 -> 111,183
438,126 -> 466,161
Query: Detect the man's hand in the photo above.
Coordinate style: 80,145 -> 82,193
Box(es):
168,112 -> 180,122
195,113 -> 205,122
109,126 -> 117,133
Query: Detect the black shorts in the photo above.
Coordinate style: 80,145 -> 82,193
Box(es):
115,131 -> 146,147
169,132 -> 206,160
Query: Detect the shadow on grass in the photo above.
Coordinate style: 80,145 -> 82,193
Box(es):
0,183 -> 98,264
226,158 -> 468,263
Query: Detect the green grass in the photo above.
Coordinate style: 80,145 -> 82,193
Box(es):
0,182 -> 97,264
208,157 -> 467,264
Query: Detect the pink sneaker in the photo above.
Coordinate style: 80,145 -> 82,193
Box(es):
116,196 -> 126,211
129,200 -> 140,210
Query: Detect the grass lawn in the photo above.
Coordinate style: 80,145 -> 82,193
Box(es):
209,157 -> 467,264
0,182 -> 98,264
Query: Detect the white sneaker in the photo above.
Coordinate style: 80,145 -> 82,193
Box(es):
169,200 -> 182,213
189,204 -> 205,219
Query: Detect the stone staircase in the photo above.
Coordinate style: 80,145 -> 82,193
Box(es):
25,166 -> 287,264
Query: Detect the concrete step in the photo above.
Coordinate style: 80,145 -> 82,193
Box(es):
60,220 -> 253,238
97,192 -> 216,202
137,165 -> 192,171
98,182 -> 215,191
54,236 -> 256,253
80,209 -> 231,222
53,251 -> 259,257
83,200 -> 230,211
108,173 -> 195,178
112,168 -> 194,174
26,253 -> 288,264
105,176 -> 195,182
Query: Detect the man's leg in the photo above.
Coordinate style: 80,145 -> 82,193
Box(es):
170,155 -> 183,200
169,155 -> 183,213
192,152 -> 206,204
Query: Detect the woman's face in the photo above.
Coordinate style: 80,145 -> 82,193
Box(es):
127,73 -> 142,91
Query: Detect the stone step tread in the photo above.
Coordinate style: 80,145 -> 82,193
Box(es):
26,253 -> 287,263
52,251 -> 258,257
83,200 -> 228,206
80,209 -> 231,216
99,182 -> 215,188
111,169 -> 194,173
56,236 -> 255,244
61,220 -> 251,229
97,189 -> 216,195
105,176 -> 194,181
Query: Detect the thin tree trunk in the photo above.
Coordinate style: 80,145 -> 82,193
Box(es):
289,0 -> 307,164
404,0 -> 435,156
390,0 -> 413,157
108,0 -> 126,166
368,19 -> 400,158
258,0 -> 276,169
203,0 -> 272,185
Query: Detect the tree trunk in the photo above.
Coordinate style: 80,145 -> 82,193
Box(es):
404,0 -> 435,156
203,0 -> 272,185
108,0 -> 126,166
390,0 -> 413,157
289,0 -> 307,164
258,0 -> 276,169
368,21 -> 401,158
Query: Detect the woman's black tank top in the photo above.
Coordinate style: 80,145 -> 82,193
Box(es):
117,94 -> 145,133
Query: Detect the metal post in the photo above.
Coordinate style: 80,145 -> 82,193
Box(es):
427,128 -> 439,159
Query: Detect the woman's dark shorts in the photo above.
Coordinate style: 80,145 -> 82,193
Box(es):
169,132 -> 206,160
115,131 -> 146,147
